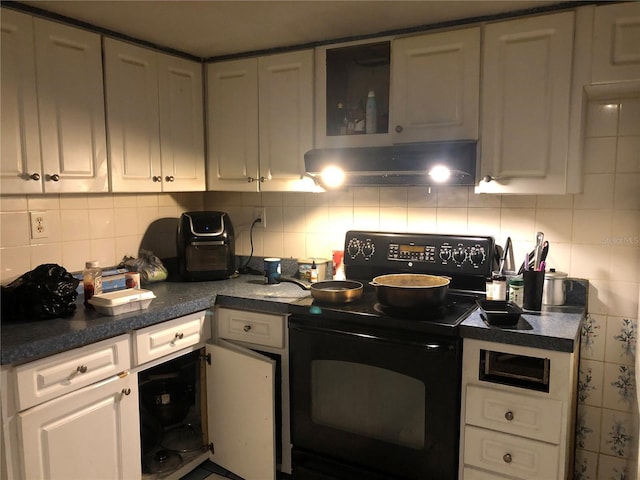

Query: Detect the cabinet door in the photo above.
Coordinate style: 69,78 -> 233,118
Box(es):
0,9 -> 42,194
206,58 -> 259,191
104,38 -> 162,192
391,27 -> 480,143
34,18 -> 108,193
206,342 -> 276,480
158,54 -> 205,192
17,373 -> 140,480
477,12 -> 574,194
258,50 -> 314,192
592,3 -> 640,84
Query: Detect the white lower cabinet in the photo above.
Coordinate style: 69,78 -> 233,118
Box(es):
18,373 -> 140,480
1,309 -> 286,480
459,338 -> 579,480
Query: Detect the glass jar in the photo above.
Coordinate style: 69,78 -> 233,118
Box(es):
508,277 -> 525,308
83,260 -> 103,307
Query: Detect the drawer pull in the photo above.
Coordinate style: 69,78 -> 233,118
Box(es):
505,411 -> 514,421
503,453 -> 512,464
121,388 -> 131,396
170,332 -> 184,345
243,325 -> 252,332
76,365 -> 88,374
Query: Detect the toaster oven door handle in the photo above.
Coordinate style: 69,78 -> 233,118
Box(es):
191,240 -> 226,246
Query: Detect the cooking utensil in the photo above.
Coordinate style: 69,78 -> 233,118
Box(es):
533,231 -> 544,270
517,240 -> 549,275
370,273 -> 450,309
542,269 -> 568,306
140,375 -> 193,427
278,278 -> 364,304
498,237 -> 514,275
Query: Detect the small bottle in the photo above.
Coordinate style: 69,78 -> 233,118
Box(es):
509,277 -> 525,307
492,274 -> 507,301
485,277 -> 494,300
83,261 -> 103,307
310,260 -> 318,283
365,90 -> 377,134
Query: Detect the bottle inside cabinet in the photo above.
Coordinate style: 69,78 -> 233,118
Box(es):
325,41 -> 390,137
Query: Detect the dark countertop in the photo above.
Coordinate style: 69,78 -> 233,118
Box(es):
0,275 -> 310,365
459,279 -> 588,353
1,276 -> 586,365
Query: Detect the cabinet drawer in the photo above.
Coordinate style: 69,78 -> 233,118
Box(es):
134,311 -> 209,365
463,425 -> 559,479
466,384 -> 563,444
217,308 -> 285,348
14,334 -> 130,411
463,466 -> 511,479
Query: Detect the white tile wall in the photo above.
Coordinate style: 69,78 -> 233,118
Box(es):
0,96 -> 638,477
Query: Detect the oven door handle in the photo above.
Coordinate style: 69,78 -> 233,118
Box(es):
290,321 -> 451,351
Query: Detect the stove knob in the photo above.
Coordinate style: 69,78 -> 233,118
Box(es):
347,239 -> 361,259
362,240 -> 375,260
439,247 -> 452,262
453,247 -> 466,264
469,246 -> 486,267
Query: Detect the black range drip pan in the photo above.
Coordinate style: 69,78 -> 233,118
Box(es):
476,300 -> 523,326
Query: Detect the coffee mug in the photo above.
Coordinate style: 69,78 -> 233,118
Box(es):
264,258 -> 281,284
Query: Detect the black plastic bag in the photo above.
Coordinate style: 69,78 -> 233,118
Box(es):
1,264 -> 80,321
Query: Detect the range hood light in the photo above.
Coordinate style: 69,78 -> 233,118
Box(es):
428,165 -> 451,183
320,165 -> 346,188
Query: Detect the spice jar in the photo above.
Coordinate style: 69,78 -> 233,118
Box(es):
492,274 -> 507,301
508,277 -> 524,308
83,260 -> 103,307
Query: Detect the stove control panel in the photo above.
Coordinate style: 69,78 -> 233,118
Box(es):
344,230 -> 496,278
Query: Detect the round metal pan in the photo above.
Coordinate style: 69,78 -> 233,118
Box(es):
370,273 -> 450,309
278,278 -> 364,304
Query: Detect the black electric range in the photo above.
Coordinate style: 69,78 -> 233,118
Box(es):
289,230 -> 497,337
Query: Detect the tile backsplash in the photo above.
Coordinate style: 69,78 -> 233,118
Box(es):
1,97 -> 638,477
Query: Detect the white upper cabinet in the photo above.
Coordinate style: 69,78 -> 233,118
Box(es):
391,27 -> 480,143
591,2 -> 640,84
258,50 -> 314,192
104,38 -> 204,193
1,9 -> 42,194
1,10 -> 107,194
476,12 -> 575,194
207,50 -> 314,192
158,55 -> 205,192
207,58 -> 260,192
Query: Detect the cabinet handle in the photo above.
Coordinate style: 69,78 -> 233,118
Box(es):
29,173 -> 41,181
395,125 -> 403,133
170,332 -> 184,345
121,388 -> 131,396
243,324 -> 252,332
247,176 -> 255,183
503,453 -> 512,464
259,176 -> 265,183
77,365 -> 88,374
47,174 -> 60,182
165,175 -> 175,182
152,175 -> 162,182
504,411 -> 514,421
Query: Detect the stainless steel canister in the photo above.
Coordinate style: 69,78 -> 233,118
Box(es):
542,269 -> 568,305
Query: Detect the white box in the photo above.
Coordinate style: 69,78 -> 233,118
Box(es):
88,289 -> 156,315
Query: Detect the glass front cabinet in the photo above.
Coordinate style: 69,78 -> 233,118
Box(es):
315,27 -> 480,149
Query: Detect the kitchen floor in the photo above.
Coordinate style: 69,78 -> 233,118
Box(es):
179,460 -> 243,480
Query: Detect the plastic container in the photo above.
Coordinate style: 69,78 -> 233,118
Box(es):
365,90 -> 377,134
83,261 -> 103,307
88,289 -> 156,315
508,277 -> 525,308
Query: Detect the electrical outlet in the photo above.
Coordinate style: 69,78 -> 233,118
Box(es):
30,211 -> 48,239
253,207 -> 266,228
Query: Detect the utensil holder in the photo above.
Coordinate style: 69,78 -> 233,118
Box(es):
523,270 -> 545,311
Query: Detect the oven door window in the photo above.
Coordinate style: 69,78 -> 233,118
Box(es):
311,360 -> 424,449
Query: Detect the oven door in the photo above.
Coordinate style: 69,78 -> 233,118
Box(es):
289,317 -> 462,479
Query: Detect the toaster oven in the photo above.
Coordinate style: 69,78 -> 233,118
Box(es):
177,211 -> 236,281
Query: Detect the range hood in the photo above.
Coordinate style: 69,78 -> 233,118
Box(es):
304,141 -> 477,188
